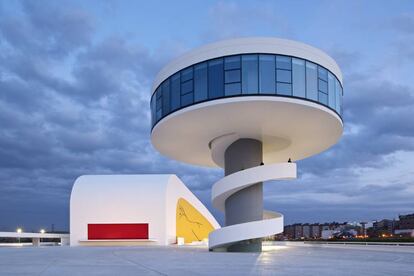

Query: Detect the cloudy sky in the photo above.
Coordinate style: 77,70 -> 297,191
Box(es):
1,0 -> 414,232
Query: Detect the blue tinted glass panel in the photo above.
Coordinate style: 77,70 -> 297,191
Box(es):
306,61 -> 318,101
225,69 -> 240,83
276,82 -> 292,95
335,79 -> 341,113
181,92 -> 193,107
292,58 -> 306,98
194,62 -> 208,103
181,67 -> 193,82
208,59 -> 224,99
277,69 -> 291,83
224,56 -> 241,70
318,66 -> 328,81
156,97 -> 161,111
328,73 -> 335,109
181,80 -> 193,94
171,73 -> 180,111
339,84 -> 343,114
156,109 -> 162,121
318,79 -> 328,93
225,82 -> 241,96
242,54 -> 258,94
156,87 -> 162,121
156,87 -> 162,99
318,91 -> 328,105
152,54 -> 344,127
276,56 -> 292,70
150,95 -> 156,127
259,54 -> 275,94
155,88 -> 161,110
162,80 -> 170,116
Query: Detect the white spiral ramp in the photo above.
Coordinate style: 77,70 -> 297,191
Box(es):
208,162 -> 297,251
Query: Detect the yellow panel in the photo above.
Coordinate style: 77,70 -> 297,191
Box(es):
176,198 -> 215,243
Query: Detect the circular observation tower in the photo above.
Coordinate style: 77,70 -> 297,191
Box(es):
150,37 -> 343,252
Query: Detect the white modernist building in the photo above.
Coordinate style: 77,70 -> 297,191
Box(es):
69,37 -> 343,252
151,37 -> 344,252
70,175 -> 220,246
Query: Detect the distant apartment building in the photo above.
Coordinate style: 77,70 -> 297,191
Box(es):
311,224 -> 321,238
394,213 -> 414,237
294,224 -> 303,239
321,223 -> 330,232
283,225 -> 295,240
371,219 -> 395,237
284,214 -> 414,240
398,214 -> 414,229
302,224 -> 311,239
283,224 -> 306,240
359,222 -> 368,236
284,222 -> 348,240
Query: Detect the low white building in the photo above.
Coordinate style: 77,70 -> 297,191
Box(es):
70,174 -> 220,246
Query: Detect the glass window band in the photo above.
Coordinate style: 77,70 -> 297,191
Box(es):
151,53 -> 343,129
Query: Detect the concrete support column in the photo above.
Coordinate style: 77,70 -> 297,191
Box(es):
224,138 -> 263,252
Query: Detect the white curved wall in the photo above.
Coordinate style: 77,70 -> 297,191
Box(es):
152,37 -> 343,93
70,174 -> 219,246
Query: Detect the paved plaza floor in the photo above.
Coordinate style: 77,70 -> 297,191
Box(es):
0,242 -> 413,275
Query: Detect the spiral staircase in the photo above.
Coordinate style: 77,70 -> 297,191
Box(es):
208,162 -> 297,251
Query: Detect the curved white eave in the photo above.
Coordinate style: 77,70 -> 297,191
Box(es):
152,37 -> 343,94
151,96 -> 343,168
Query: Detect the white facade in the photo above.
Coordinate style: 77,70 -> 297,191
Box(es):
70,174 -> 219,246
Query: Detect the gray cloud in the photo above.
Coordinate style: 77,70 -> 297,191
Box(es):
0,0 -> 223,231
390,12 -> 414,34
387,12 -> 414,62
201,1 -> 294,42
0,0 -> 93,59
0,1 -> 414,231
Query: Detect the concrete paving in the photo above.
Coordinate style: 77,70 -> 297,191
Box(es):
0,242 -> 413,275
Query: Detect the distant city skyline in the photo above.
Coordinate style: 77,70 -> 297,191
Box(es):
283,212 -> 414,240
1,0 -> 414,231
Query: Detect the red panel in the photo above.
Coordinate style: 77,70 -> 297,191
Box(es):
88,223 -> 149,240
